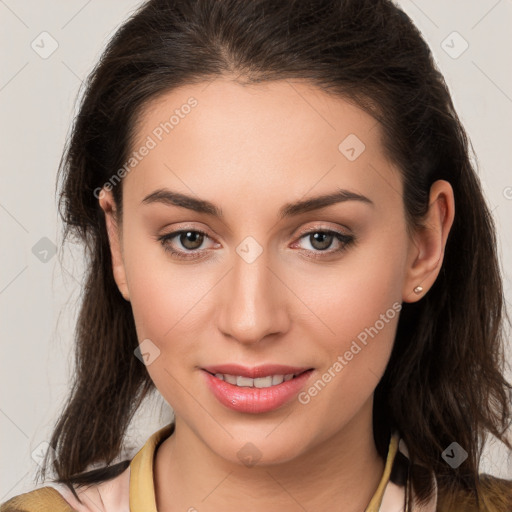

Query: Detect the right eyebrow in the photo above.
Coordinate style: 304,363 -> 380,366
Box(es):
141,188 -> 222,217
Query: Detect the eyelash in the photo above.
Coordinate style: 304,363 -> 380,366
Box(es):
156,227 -> 356,261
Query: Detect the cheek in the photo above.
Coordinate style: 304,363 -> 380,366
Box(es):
125,264 -> 205,407
292,228 -> 405,346
123,235 -> 220,373
290,234 -> 405,410
127,267 -> 206,350
294,287 -> 400,428
122,226 -> 193,334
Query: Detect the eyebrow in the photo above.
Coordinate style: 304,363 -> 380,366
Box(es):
141,187 -> 374,219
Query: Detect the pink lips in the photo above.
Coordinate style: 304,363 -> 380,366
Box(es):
201,364 -> 314,414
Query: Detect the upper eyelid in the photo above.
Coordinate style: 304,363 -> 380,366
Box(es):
161,225 -> 350,250
162,218 -> 351,234
295,224 -> 351,237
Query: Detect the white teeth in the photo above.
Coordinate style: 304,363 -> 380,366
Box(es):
213,373 -> 298,388
272,375 -> 284,385
224,374 -> 237,385
254,376 -> 273,388
237,376 -> 254,387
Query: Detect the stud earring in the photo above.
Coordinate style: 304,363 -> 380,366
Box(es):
413,286 -> 423,294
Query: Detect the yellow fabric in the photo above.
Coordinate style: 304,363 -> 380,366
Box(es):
365,432 -> 400,511
129,422 -> 174,511
0,486 -> 75,512
129,423 -> 400,511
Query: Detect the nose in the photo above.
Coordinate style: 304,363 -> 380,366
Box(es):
216,248 -> 291,346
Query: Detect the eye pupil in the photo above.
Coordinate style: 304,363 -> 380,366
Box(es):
181,231 -> 204,250
310,232 -> 333,251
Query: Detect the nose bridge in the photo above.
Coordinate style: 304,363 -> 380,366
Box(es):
217,236 -> 289,343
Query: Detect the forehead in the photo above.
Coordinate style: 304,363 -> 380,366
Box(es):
123,78 -> 401,212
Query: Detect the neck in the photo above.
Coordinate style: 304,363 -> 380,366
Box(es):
154,399 -> 386,512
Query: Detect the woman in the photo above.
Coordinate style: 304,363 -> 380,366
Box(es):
1,0 -> 511,510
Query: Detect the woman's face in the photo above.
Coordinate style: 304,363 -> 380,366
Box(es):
100,78 -> 448,465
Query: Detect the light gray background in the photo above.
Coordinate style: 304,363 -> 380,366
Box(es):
1,0 -> 511,502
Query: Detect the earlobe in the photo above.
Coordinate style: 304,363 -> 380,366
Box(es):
98,188 -> 130,302
402,180 -> 455,303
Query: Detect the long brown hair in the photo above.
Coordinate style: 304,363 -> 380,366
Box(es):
36,0 -> 511,508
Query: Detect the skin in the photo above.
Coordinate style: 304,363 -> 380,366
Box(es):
99,78 -> 454,512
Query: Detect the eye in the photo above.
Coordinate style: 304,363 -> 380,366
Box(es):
157,229 -> 217,260
292,228 -> 355,259
156,226 -> 356,261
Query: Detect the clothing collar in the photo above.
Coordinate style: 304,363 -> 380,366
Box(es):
129,422 -> 438,512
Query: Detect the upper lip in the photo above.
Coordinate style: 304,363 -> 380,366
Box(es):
201,364 -> 313,379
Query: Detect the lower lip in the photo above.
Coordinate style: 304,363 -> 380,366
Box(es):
202,369 -> 314,414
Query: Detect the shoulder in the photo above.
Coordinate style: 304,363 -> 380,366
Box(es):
0,464 -> 130,512
437,474 -> 512,512
0,486 -> 75,512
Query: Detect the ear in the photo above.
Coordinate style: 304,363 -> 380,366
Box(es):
98,188 -> 130,302
402,180 -> 455,303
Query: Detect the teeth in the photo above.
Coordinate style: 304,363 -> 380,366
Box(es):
213,373 -> 299,388
225,374 -> 237,385
272,375 -> 284,385
237,376 -> 254,387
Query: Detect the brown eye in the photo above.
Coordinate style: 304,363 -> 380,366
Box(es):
157,227 -> 355,262
179,231 -> 205,250
293,228 -> 356,260
308,232 -> 335,251
157,229 -> 214,260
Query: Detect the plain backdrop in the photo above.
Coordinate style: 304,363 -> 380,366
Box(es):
1,0 -> 511,502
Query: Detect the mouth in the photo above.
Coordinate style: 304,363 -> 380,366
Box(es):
201,365 -> 315,414
203,369 -> 312,389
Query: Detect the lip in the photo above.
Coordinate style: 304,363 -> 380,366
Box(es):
202,366 -> 315,414
201,363 -> 312,379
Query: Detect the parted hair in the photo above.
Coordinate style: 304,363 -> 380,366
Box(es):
34,0 -> 511,509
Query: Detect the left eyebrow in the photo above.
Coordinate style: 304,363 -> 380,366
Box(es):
140,187 -> 374,220
278,189 -> 374,219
